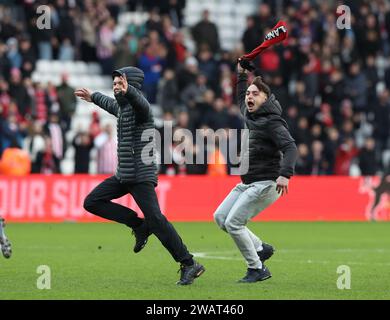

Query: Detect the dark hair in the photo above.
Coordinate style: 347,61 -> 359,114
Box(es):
251,76 -> 271,97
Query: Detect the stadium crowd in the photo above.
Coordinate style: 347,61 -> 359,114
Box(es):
0,0 -> 390,176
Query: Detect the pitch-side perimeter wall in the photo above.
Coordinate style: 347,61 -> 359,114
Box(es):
0,175 -> 389,222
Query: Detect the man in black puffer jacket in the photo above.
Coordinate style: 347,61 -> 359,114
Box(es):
214,62 -> 298,283
75,67 -> 205,285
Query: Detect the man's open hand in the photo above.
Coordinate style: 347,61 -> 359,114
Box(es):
119,75 -> 128,95
276,176 -> 289,196
74,88 -> 92,102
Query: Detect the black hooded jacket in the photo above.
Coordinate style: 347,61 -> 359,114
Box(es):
91,67 -> 158,185
237,73 -> 298,184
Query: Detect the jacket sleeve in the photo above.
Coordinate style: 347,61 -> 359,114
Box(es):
91,92 -> 119,117
268,118 -> 298,179
124,85 -> 150,122
236,72 -> 248,115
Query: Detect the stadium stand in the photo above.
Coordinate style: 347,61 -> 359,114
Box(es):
1,0 -> 390,176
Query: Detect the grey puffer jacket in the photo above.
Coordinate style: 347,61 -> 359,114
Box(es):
91,67 -> 158,185
237,72 -> 298,184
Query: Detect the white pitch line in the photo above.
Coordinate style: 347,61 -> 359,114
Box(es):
193,252 -> 390,266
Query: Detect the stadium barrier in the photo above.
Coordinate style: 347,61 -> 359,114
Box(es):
0,175 -> 389,222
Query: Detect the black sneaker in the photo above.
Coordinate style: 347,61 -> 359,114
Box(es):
0,218 -> 12,259
257,243 -> 274,262
132,222 -> 151,253
238,265 -> 272,283
176,260 -> 205,285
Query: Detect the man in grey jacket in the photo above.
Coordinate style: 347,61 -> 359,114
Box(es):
214,62 -> 298,283
75,66 -> 205,285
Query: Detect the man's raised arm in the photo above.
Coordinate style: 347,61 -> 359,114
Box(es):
123,85 -> 150,122
236,61 -> 249,116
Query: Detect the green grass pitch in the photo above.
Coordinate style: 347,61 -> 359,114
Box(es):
1,222 -> 389,300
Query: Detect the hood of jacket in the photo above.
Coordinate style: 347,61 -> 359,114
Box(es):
252,93 -> 282,117
112,66 -> 144,90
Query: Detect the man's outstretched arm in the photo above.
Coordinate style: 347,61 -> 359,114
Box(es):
75,88 -> 119,117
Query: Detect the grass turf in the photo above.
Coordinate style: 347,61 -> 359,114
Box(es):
0,222 -> 389,300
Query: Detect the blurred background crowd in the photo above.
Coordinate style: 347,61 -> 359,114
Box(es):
1,0 -> 390,176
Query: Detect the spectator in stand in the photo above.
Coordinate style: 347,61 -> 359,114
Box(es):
80,9 -> 98,62
0,14 -> 20,43
44,112 -> 65,162
6,38 -> 21,69
310,140 -> 330,175
138,36 -> 166,103
295,143 -> 312,175
94,124 -> 117,174
373,89 -> 390,154
358,137 -> 378,176
259,47 -> 281,76
19,36 -> 36,79
35,136 -> 61,174
269,74 -> 289,112
191,9 -> 220,54
171,30 -> 187,65
46,81 -> 59,113
194,89 -> 215,128
33,82 -> 50,124
205,97 -> 230,131
8,68 -> 31,117
97,17 -> 116,75
1,111 -> 25,153
145,7 -> 164,34
294,117 -> 311,145
0,42 -> 11,78
334,137 -> 359,175
242,16 -> 259,53
344,62 -> 367,112
156,68 -> 179,113
197,47 -> 219,91
23,121 -> 46,173
56,73 -> 76,134
180,73 -> 208,110
323,127 -> 340,175
358,13 -> 381,60
176,56 -> 199,92
73,131 -> 94,173
364,55 -> 379,103
254,2 -> 275,37
58,38 -> 74,61
159,0 -> 186,28
90,111 -> 102,139
114,33 -> 138,69
0,78 -> 11,116
219,65 -> 234,106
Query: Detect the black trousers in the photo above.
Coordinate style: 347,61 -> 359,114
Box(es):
83,176 -> 192,263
